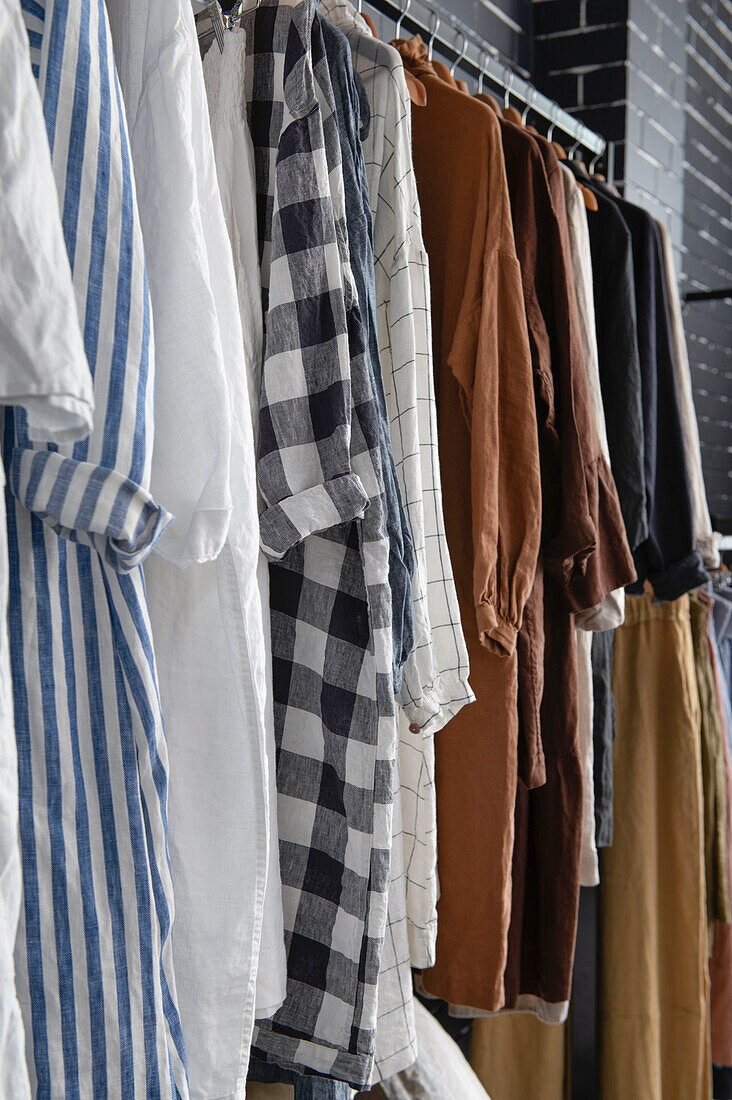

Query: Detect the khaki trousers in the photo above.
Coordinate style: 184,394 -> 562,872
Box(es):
470,1013 -> 568,1100
600,594 -> 709,1100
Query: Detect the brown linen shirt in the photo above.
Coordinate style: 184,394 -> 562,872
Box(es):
498,124 -> 637,1013
392,37 -> 542,1011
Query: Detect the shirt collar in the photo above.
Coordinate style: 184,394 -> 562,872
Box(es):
319,0 -> 372,37
392,35 -> 435,79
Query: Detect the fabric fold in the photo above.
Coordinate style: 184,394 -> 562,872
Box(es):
8,448 -> 172,572
259,472 -> 369,560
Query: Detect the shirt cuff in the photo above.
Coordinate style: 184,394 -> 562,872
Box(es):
699,531 -> 721,571
628,548 -> 709,603
476,602 -> 518,657
9,447 -> 172,573
259,473 -> 369,561
544,519 -> 597,589
575,589 -> 625,632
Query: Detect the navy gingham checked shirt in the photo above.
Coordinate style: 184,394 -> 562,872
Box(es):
244,0 -> 397,1086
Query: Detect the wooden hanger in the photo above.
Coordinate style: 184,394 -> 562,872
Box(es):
477,92 -> 501,115
566,142 -> 598,211
580,183 -> 598,212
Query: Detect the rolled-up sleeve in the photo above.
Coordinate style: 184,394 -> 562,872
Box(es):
256,113 -> 368,559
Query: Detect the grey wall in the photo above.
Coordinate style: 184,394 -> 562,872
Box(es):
530,0 -> 732,525
682,0 -> 732,527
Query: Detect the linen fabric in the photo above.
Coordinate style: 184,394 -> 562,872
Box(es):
560,162 -> 626,887
104,0 -> 233,569
591,629 -> 616,848
8,0 -> 189,1094
201,27 -> 286,1030
708,608 -> 732,1069
600,594 -> 709,1100
244,0 -> 395,1085
0,0 -> 94,444
322,0 -> 472,736
105,6 -> 286,1093
393,39 -> 542,1014
318,11 -> 415,689
470,1011 -> 567,1100
321,0 -> 474,976
655,219 -> 719,569
249,1058 -> 353,1098
486,119 -> 634,1023
315,16 -> 418,1079
715,587 -> 732,708
372,998 -> 492,1100
591,181 -> 708,600
565,165 -> 647,553
563,165 -> 645,850
690,592 -> 730,928
0,5 -> 95,1092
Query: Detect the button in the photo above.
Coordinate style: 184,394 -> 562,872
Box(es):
409,723 -> 421,734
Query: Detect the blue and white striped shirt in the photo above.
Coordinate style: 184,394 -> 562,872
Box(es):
7,0 -> 189,1094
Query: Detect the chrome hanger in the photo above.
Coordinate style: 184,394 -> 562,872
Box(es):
477,49 -> 488,94
427,10 -> 440,59
521,87 -> 535,125
450,33 -> 467,77
503,70 -> 514,110
395,0 -> 411,40
195,1 -> 226,52
589,151 -> 601,174
547,105 -> 559,143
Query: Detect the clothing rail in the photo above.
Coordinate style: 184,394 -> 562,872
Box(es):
199,0 -> 607,158
363,0 -> 606,156
683,287 -> 732,303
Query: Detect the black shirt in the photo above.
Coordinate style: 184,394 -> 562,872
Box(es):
576,171 -> 708,599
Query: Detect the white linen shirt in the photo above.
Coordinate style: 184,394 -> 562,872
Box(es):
0,6 -> 94,1094
105,0 -> 233,568
0,0 -> 94,444
202,26 -> 286,1028
104,2 -> 285,1095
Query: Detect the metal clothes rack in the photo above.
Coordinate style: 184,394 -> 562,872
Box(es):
197,0 -> 609,161
684,287 -> 732,303
363,0 -> 607,157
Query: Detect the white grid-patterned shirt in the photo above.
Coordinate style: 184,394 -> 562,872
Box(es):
322,0 -> 474,980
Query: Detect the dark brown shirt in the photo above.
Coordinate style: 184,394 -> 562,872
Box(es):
498,122 -> 636,1010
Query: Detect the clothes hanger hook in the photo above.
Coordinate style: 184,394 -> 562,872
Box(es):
450,33 -> 467,77
395,0 -> 411,41
503,70 -> 514,110
427,10 -> 440,58
521,87 -> 535,125
589,151 -> 601,173
569,138 -> 581,159
477,49 -> 488,94
547,105 -> 559,143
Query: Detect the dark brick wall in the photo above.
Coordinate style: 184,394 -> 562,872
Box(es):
532,0 -> 629,179
531,0 -> 732,524
681,0 -> 732,527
